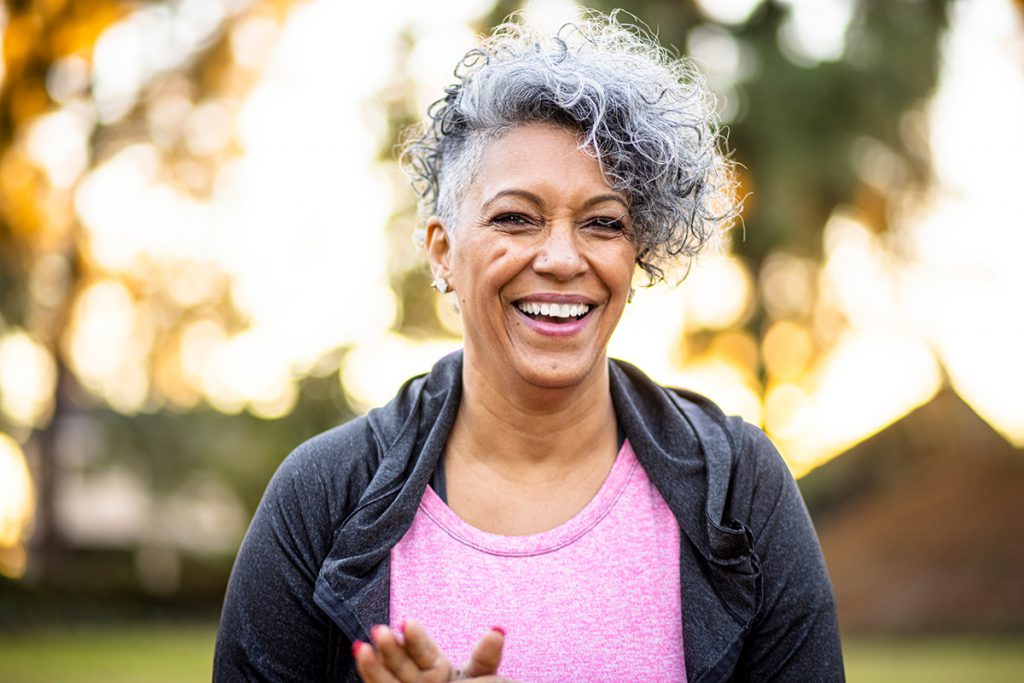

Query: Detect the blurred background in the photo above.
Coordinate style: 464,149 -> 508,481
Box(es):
0,0 -> 1022,680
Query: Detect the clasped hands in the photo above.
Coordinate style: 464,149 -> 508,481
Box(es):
353,618 -> 516,682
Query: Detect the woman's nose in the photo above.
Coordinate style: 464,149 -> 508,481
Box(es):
533,223 -> 586,279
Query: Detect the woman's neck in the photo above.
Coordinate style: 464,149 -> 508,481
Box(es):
448,352 -> 619,476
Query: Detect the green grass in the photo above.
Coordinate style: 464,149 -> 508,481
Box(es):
843,635 -> 1024,683
0,625 -> 1022,682
0,624 -> 216,683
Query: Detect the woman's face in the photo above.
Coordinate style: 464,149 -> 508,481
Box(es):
427,123 -> 638,391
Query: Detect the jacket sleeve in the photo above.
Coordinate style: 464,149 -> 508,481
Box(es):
731,422 -> 845,682
213,444 -> 339,682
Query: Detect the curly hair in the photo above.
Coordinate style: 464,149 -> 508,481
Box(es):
400,9 -> 740,283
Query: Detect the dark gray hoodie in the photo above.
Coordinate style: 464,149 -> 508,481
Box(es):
214,351 -> 844,681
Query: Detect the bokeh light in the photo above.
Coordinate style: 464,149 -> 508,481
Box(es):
65,279 -> 153,414
776,0 -> 855,65
0,330 -> 57,428
0,433 -> 34,579
692,0 -> 762,26
341,333 -> 462,413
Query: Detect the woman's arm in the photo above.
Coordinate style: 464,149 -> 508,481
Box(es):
213,446 -> 338,681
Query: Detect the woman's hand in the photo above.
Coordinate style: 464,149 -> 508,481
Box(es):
353,619 -> 515,682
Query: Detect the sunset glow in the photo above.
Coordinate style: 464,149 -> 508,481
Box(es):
57,0 -> 1024,465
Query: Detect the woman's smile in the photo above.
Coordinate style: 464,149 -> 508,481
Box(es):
512,293 -> 597,336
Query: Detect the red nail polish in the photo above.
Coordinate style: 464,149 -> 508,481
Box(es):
371,625 -> 385,642
351,640 -> 364,658
490,625 -> 506,636
397,619 -> 407,635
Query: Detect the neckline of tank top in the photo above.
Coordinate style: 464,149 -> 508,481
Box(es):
417,439 -> 640,557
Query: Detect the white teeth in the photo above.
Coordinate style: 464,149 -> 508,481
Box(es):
516,301 -> 591,318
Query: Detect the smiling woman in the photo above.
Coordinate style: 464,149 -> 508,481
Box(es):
214,10 -> 843,683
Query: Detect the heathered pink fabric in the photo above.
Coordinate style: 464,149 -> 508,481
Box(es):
389,440 -> 686,681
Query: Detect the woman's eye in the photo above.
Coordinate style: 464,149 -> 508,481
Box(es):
588,217 -> 625,231
491,212 -> 533,226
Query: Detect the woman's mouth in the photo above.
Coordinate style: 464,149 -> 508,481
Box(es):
514,300 -> 591,324
512,298 -> 595,337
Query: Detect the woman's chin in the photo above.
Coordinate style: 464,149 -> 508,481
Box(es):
507,353 -> 605,392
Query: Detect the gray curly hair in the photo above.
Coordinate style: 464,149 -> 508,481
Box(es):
401,10 -> 739,283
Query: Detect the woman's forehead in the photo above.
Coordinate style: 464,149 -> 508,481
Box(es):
466,124 -> 623,206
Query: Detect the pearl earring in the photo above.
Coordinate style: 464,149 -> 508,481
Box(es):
431,277 -> 449,294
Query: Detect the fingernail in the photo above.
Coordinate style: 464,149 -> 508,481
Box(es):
371,625 -> 385,642
490,625 -> 506,636
397,619 -> 407,635
351,640 -> 364,658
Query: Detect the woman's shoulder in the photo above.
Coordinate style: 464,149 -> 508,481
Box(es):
721,415 -> 792,492
610,357 -> 792,511
667,382 -> 792,499
260,416 -> 381,527
283,416 -> 380,473
618,358 -> 780,450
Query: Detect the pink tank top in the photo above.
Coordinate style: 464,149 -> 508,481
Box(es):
389,440 -> 687,681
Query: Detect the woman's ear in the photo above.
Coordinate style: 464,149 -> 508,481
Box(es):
425,217 -> 453,287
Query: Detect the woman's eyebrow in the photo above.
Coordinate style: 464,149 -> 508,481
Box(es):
582,193 -> 627,210
481,190 -> 627,211
481,189 -> 546,211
